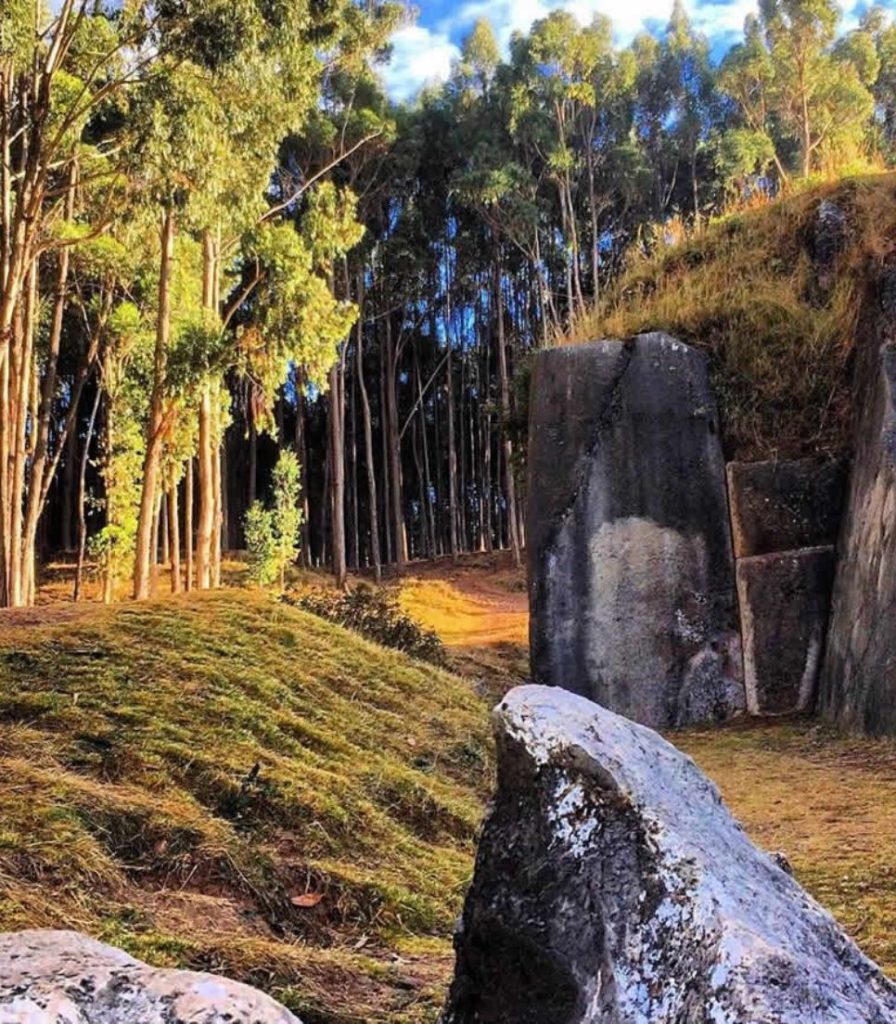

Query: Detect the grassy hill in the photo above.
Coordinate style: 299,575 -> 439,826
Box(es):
566,173 -> 896,460
0,591 -> 493,1023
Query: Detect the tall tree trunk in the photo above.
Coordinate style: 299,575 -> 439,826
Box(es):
355,282 -> 381,582
168,473 -> 181,593
196,229 -> 218,590
294,370 -> 311,567
415,352 -> 436,559
379,350 -> 393,565
495,254 -> 521,567
74,383 -> 102,603
385,316 -> 407,566
212,398 -> 223,588
184,457 -> 194,591
133,206 -> 175,600
21,162 -> 77,602
349,359 -> 359,569
445,331 -> 459,562
102,397 -> 116,604
161,487 -> 169,568
328,359 -> 347,588
196,387 -> 215,589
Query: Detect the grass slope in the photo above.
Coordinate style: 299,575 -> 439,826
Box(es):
0,591 -> 493,1023
566,173 -> 896,459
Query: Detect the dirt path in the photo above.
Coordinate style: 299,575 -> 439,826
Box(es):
398,553 -> 529,695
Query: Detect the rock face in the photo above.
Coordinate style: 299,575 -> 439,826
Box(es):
736,546 -> 835,714
810,199 -> 850,298
444,685 -> 896,1024
820,272 -> 896,733
0,930 -> 301,1024
527,333 -> 743,729
726,458 -> 846,558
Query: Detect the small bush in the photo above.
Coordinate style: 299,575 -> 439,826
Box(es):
292,586 -> 445,665
245,450 -> 303,588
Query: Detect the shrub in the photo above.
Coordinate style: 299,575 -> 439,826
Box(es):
292,585 -> 445,665
245,450 -> 303,588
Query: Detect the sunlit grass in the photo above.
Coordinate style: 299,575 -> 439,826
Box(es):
0,590 -> 493,1023
565,173 -> 896,459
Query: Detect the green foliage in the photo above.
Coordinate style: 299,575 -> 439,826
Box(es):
720,0 -> 878,180
295,586 -> 446,665
245,450 -> 304,588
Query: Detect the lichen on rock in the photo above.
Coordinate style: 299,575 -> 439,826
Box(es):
0,930 -> 302,1023
443,685 -> 896,1023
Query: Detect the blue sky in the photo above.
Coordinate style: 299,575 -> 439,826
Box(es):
379,0 -> 893,100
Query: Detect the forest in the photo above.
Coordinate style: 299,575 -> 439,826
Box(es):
2,0 -> 895,607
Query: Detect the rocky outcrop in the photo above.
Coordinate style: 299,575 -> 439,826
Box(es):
444,685 -> 896,1024
0,930 -> 301,1023
820,269 -> 896,733
726,457 -> 846,558
527,333 -> 743,730
736,546 -> 835,714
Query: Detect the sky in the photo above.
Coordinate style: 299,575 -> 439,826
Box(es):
378,0 -> 890,101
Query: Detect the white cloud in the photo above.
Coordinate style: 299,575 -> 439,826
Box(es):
379,24 -> 461,102
381,0 -> 765,101
439,0 -> 760,50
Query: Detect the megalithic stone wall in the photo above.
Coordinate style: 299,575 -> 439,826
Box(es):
820,270 -> 896,734
527,332 -> 744,730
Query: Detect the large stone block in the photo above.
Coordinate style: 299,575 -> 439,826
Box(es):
0,930 -> 302,1023
527,333 -> 744,729
727,458 -> 846,558
737,546 -> 835,715
443,686 -> 896,1024
820,340 -> 896,734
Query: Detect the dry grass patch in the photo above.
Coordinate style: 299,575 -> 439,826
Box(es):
679,718 -> 896,974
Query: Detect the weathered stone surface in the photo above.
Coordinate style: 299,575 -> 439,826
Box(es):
820,297 -> 896,733
0,930 -> 302,1023
527,333 -> 743,729
810,199 -> 850,298
443,685 -> 896,1024
727,457 -> 846,558
736,546 -> 835,715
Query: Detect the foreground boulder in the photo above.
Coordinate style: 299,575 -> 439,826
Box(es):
444,685 -> 896,1024
527,333 -> 743,729
0,930 -> 301,1023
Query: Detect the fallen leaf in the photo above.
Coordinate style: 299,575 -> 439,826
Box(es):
291,893 -> 324,908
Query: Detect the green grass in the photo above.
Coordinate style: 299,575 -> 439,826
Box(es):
565,173 -> 896,459
0,591 -> 493,1023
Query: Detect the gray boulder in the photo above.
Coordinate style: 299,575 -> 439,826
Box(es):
0,930 -> 301,1023
444,685 -> 896,1024
527,333 -> 743,729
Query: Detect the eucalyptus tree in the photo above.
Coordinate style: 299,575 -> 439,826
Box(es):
721,0 -> 878,181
